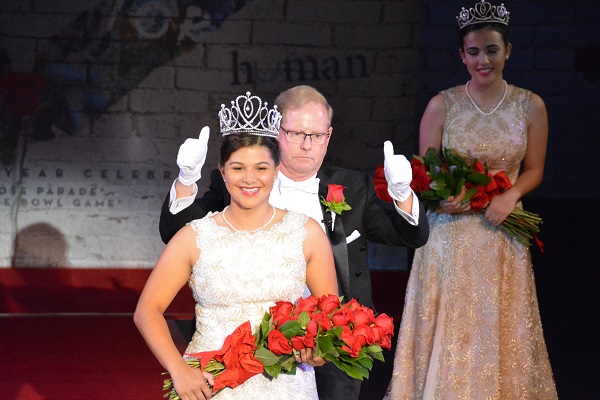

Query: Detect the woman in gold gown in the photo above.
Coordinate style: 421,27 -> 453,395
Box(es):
385,1 -> 558,398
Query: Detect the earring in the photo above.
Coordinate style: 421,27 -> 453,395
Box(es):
505,56 -> 509,60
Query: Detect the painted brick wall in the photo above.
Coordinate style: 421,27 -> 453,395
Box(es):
1,0 -> 597,268
0,0 -> 420,267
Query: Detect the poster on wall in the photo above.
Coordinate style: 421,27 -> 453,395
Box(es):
0,0 -> 418,268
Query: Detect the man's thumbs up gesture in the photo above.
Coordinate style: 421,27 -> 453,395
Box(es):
383,141 -> 413,203
177,126 -> 210,186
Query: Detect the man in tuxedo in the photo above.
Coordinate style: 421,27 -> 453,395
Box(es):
159,85 -> 429,400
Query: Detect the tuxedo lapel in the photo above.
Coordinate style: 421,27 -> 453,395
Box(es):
318,175 -> 351,300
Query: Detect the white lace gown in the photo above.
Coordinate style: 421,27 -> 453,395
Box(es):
184,210 -> 318,399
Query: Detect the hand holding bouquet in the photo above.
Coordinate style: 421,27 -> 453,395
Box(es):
163,294 -> 394,399
374,147 -> 543,250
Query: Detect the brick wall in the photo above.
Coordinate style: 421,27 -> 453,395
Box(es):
0,0 -> 420,267
1,0 -> 597,268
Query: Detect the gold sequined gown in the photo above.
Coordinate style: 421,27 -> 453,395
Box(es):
385,85 -> 558,399
184,211 -> 318,399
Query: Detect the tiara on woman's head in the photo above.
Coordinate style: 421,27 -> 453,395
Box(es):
219,92 -> 281,138
457,0 -> 510,29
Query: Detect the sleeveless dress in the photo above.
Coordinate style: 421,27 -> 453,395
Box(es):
184,211 -> 318,399
385,86 -> 558,399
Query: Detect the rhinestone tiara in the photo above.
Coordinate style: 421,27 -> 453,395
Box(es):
457,1 -> 510,30
219,92 -> 282,138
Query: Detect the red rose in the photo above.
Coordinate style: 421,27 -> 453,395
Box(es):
326,184 -> 346,203
482,173 -> 499,196
267,329 -> 293,356
270,301 -> 294,317
492,171 -> 512,191
331,307 -> 354,327
373,313 -> 394,336
270,301 -> 295,327
340,326 -> 362,357
472,160 -> 486,174
318,294 -> 340,314
311,311 -> 332,331
352,323 -> 375,347
291,333 -> 315,350
467,184 -> 490,212
374,164 -> 393,203
372,326 -> 393,350
353,306 -> 375,326
340,325 -> 354,345
344,298 -> 362,312
410,158 -> 432,194
306,318 -> 319,337
321,184 -> 351,215
295,295 -> 319,314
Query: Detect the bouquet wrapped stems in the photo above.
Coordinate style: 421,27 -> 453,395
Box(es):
491,207 -> 542,247
162,359 -> 225,399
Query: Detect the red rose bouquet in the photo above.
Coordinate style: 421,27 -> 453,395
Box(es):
374,147 -> 543,250
320,184 -> 351,215
162,294 -> 394,399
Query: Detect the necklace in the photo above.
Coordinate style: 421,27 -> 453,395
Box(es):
465,80 -> 508,116
221,205 -> 276,233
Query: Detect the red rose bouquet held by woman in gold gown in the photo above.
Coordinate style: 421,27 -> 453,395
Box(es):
375,147 -> 543,251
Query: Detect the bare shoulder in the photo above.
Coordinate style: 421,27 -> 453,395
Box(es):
166,224 -> 197,252
422,93 -> 448,121
303,216 -> 328,243
304,215 -> 321,230
525,91 -> 548,123
529,92 -> 547,112
428,92 -> 446,109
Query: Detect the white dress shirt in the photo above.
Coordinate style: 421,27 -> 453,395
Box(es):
269,172 -> 325,231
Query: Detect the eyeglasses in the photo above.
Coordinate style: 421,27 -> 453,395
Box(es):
280,128 -> 330,145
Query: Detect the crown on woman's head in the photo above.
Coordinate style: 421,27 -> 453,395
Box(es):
219,92 -> 281,138
457,0 -> 510,29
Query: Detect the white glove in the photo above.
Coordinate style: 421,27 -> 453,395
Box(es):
383,141 -> 412,203
177,126 -> 210,186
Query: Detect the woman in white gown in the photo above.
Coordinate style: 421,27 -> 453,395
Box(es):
385,1 -> 557,399
134,93 -> 338,399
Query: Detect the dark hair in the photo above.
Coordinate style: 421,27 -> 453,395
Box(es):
459,22 -> 510,48
219,133 -> 281,166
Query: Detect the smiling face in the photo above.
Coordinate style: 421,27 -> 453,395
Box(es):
219,144 -> 278,210
277,101 -> 332,181
460,25 -> 512,86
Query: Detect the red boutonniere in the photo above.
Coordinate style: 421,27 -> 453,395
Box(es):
320,184 -> 352,215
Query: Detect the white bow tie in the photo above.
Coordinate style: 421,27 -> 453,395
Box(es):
278,177 -> 320,194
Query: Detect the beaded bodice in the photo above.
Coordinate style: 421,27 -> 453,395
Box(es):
441,84 -> 531,183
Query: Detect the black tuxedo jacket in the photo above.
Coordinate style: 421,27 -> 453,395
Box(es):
159,166 -> 429,310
